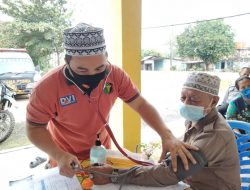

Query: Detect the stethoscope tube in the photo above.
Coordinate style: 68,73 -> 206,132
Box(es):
64,62 -> 154,166
98,63 -> 154,166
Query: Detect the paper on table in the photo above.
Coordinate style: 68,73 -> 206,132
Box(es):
9,167 -> 82,190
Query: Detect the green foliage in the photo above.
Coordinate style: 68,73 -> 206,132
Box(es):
138,141 -> 161,160
176,20 -> 236,70
0,0 -> 71,69
141,49 -> 161,58
0,21 -> 19,48
170,65 -> 176,71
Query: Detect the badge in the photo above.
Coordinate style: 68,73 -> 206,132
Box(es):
60,94 -> 77,106
103,82 -> 112,94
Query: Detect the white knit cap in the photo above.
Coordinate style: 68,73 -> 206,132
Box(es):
63,23 -> 106,56
183,72 -> 221,96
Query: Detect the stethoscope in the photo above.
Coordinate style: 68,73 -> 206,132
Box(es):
97,63 -> 154,166
65,62 -> 153,166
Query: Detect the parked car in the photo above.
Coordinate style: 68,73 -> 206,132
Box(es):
0,48 -> 41,97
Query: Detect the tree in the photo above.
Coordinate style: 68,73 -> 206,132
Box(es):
176,20 -> 235,70
0,0 -> 71,69
0,22 -> 18,48
141,49 -> 161,59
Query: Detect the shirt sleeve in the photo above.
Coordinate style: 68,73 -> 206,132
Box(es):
226,101 -> 237,120
115,165 -> 179,186
113,149 -> 207,186
26,81 -> 57,125
113,66 -> 140,103
191,129 -> 227,166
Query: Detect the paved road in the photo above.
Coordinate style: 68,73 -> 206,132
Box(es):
12,95 -> 29,123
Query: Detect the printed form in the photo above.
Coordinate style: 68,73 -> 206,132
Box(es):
9,168 -> 82,190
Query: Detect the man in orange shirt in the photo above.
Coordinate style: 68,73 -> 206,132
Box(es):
26,23 -> 196,177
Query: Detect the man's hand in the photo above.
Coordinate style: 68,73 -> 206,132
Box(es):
26,124 -> 80,177
160,134 -> 199,172
90,164 -> 113,185
55,151 -> 80,178
127,96 -> 198,172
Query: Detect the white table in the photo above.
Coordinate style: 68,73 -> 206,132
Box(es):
94,183 -> 189,190
1,148 -> 189,190
4,167 -> 189,190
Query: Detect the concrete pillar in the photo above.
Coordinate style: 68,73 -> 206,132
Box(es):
110,0 -> 142,152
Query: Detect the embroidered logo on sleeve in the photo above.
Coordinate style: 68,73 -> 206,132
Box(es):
60,95 -> 77,106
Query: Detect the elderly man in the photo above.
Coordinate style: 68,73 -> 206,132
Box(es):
91,72 -> 241,190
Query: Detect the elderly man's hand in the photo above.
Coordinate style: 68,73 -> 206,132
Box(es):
159,134 -> 199,172
89,164 -> 113,185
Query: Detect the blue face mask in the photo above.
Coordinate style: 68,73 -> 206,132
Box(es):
179,103 -> 205,121
241,87 -> 250,99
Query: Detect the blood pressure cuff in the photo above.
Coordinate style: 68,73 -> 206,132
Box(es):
165,149 -> 208,180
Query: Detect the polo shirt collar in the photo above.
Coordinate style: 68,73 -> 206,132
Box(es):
62,65 -> 74,85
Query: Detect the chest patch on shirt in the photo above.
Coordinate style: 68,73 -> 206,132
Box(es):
103,82 -> 113,94
60,95 -> 77,106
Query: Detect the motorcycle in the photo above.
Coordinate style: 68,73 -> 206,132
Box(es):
0,80 -> 15,143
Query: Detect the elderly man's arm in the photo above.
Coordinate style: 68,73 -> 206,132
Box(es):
91,149 -> 207,186
113,165 -> 179,186
90,165 -> 178,186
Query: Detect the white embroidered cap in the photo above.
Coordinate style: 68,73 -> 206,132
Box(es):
63,23 -> 106,56
183,72 -> 221,96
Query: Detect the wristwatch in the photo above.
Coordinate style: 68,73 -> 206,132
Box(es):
110,169 -> 119,183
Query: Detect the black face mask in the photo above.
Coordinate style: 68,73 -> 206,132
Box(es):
69,66 -> 107,94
